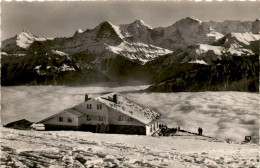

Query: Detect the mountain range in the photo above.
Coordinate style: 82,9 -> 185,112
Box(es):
1,17 -> 259,92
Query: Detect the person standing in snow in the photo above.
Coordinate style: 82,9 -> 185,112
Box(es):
198,127 -> 203,136
198,127 -> 202,136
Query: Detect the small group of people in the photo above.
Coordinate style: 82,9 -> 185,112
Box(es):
159,124 -> 168,136
158,125 -> 182,136
198,127 -> 203,136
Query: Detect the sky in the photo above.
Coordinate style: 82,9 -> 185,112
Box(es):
1,1 -> 259,40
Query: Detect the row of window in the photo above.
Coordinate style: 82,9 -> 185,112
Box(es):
87,104 -> 102,110
87,115 -> 106,121
118,114 -> 133,122
59,117 -> 72,123
150,121 -> 159,132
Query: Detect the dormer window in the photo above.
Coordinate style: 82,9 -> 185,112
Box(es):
87,104 -> 92,109
97,104 -> 102,110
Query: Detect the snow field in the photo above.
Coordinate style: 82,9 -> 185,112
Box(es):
1,127 -> 258,168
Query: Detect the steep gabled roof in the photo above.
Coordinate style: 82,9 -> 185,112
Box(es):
38,108 -> 85,123
65,108 -> 86,117
39,93 -> 160,125
94,93 -> 160,124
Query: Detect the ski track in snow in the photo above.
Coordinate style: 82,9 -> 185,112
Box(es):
1,127 -> 258,168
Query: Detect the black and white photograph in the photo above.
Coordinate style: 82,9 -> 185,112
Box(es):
1,1 -> 259,167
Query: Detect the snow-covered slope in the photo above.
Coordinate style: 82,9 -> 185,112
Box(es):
106,41 -> 172,63
152,17 -> 224,50
1,127 -> 258,167
2,18 -> 258,63
173,32 -> 260,65
1,18 -> 259,85
217,32 -> 260,56
33,49 -> 75,76
51,50 -> 69,56
206,20 -> 254,34
119,20 -> 154,44
2,30 -> 53,50
57,20 -> 171,64
222,32 -> 260,47
173,44 -> 224,65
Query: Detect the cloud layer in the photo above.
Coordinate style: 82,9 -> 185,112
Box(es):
125,92 -> 259,142
2,86 -> 258,142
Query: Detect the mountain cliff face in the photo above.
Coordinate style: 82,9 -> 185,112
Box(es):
1,18 -> 259,91
166,32 -> 260,65
146,55 -> 259,92
152,17 -> 224,50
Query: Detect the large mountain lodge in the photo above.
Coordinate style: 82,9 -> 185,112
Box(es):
39,93 -> 160,135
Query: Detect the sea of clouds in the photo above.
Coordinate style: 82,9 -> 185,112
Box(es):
1,86 -> 258,142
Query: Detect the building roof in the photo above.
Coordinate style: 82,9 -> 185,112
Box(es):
39,92 -> 160,125
94,92 -> 160,124
38,108 -> 85,123
66,108 -> 85,117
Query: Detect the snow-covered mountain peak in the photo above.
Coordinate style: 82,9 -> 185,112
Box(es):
17,30 -> 34,39
16,30 -> 39,49
187,17 -> 202,23
179,17 -> 202,24
95,21 -> 125,40
98,21 -> 114,27
131,20 -> 153,29
15,30 -> 53,49
20,29 -> 33,35
77,28 -> 84,33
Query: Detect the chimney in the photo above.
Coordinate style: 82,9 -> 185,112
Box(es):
113,94 -> 118,104
85,94 -> 90,102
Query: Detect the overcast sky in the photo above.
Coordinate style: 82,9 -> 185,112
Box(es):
1,1 -> 259,40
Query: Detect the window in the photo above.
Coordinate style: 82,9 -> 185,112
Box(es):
97,116 -> 106,121
97,104 -> 102,110
150,126 -> 152,132
68,118 -> 72,123
99,116 -> 103,121
59,117 -> 63,122
87,104 -> 92,109
157,121 -> 159,128
87,115 -> 92,121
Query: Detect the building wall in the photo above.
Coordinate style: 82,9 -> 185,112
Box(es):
77,99 -> 109,125
78,114 -> 108,126
107,108 -> 145,127
146,120 -> 160,136
42,98 -> 160,135
79,99 -> 109,114
43,111 -> 79,126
